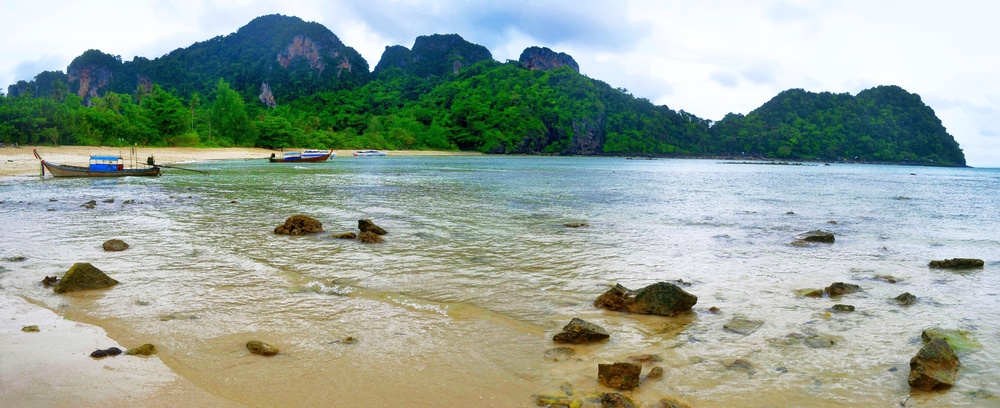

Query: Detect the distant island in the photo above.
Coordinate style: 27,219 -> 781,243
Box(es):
0,14 -> 966,167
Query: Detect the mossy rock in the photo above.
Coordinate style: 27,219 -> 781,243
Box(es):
274,215 -> 323,235
358,219 -> 387,235
246,340 -> 279,356
357,231 -> 384,243
332,232 -> 357,239
102,239 -> 129,251
125,343 -> 158,356
921,327 -> 981,355
53,263 -> 119,294
928,258 -> 984,269
21,325 -> 39,332
795,288 -> 824,297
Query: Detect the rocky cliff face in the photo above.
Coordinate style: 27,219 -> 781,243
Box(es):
519,46 -> 579,72
374,34 -> 493,78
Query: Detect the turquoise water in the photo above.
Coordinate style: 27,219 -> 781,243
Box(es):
1,156 -> 998,407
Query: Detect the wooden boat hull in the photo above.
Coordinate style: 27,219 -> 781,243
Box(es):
41,161 -> 161,177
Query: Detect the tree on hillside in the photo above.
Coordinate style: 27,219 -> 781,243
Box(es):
210,79 -> 255,146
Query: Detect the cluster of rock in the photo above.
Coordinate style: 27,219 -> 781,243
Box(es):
928,258 -> 984,269
274,215 -> 388,244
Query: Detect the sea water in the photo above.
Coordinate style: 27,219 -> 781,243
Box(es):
1,156 -> 998,407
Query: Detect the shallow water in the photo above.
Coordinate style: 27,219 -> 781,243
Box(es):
1,156 -> 999,407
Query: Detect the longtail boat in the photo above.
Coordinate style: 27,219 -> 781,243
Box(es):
269,149 -> 335,162
34,149 -> 160,177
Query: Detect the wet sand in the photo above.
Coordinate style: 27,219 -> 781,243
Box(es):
0,145 -> 480,407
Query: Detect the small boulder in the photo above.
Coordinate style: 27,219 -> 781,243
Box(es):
332,232 -> 357,239
21,325 -> 39,332
824,282 -> 861,296
563,222 -> 589,228
91,349 -> 109,358
895,292 -> 917,305
53,263 -> 119,294
908,338 -> 960,390
598,362 -> 642,390
645,366 -> 664,381
831,304 -> 855,313
102,239 -> 129,251
553,318 -> 610,343
274,215 -> 323,235
724,318 -> 764,335
658,398 -> 693,408
247,340 -> 279,356
928,258 -> 984,269
357,231 -> 384,243
795,230 -> 835,243
358,219 -> 387,235
41,276 -> 59,286
594,282 -> 697,316
125,343 -> 158,356
600,392 -> 639,408
105,347 -> 122,356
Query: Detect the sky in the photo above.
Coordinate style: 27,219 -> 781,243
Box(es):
1,0 -> 998,167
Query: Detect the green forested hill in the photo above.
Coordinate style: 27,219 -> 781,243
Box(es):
0,15 -> 966,166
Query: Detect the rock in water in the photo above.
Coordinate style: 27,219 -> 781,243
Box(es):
908,338 -> 960,390
895,292 -> 917,305
824,282 -> 862,296
723,318 -> 764,335
597,362 -> 642,390
102,239 -> 129,251
274,215 -> 323,235
125,344 -> 158,356
357,231 -> 384,243
358,219 -> 387,235
928,258 -> 984,269
247,340 -> 279,356
600,392 -> 639,408
53,263 -> 119,294
594,282 -> 697,316
794,230 -> 835,243
332,232 -> 357,239
552,318 -> 610,343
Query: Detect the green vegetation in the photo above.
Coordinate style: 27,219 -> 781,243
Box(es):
0,15 -> 965,166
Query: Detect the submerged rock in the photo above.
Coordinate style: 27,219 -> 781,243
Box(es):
928,258 -> 984,269
795,230 -> 835,243
553,318 -> 610,344
723,318 -> 764,335
563,222 -> 589,228
358,219 -> 387,235
921,328 -> 981,355
600,392 -> 639,408
246,340 -> 279,356
332,232 -> 357,239
102,239 -> 129,251
598,362 -> 642,390
909,338 -> 960,390
53,263 -> 119,294
21,325 -> 39,332
357,231 -> 384,243
274,215 -> 323,235
41,276 -> 59,287
645,366 -> 665,381
658,398 -> 693,408
544,346 -> 576,362
824,282 -> 862,296
594,282 -> 697,316
831,304 -> 855,313
895,292 -> 917,305
125,343 -> 158,356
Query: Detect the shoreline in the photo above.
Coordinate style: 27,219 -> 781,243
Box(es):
0,146 -> 482,177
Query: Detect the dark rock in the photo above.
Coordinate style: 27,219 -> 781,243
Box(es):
645,366 -> 664,381
357,231 -> 384,243
657,398 -> 693,408
600,392 -> 639,408
358,219 -> 387,235
909,338 -> 960,390
795,230 -> 835,243
824,282 -> 862,296
274,215 -> 323,235
553,318 -> 610,344
598,362 -> 642,390
246,340 -> 279,356
831,304 -> 855,312
102,239 -> 129,251
594,282 -> 697,316
563,222 -> 589,228
91,349 -> 109,358
53,263 -> 119,294
103,198 -> 114,203
41,276 -> 59,286
332,232 -> 357,239
895,292 -> 917,305
519,46 -> 580,72
105,347 -> 122,356
724,318 -> 764,335
21,325 -> 39,332
928,258 -> 984,269
125,344 -> 158,356
81,200 -> 97,209
709,306 -> 721,313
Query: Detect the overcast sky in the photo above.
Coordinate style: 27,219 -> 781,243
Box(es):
1,0 -> 998,166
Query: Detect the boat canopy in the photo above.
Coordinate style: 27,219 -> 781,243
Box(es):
90,155 -> 122,161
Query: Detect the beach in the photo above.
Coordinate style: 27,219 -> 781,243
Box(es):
0,146 -> 481,408
0,146 -> 478,178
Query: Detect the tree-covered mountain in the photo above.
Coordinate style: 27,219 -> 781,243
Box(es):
0,14 -> 966,166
